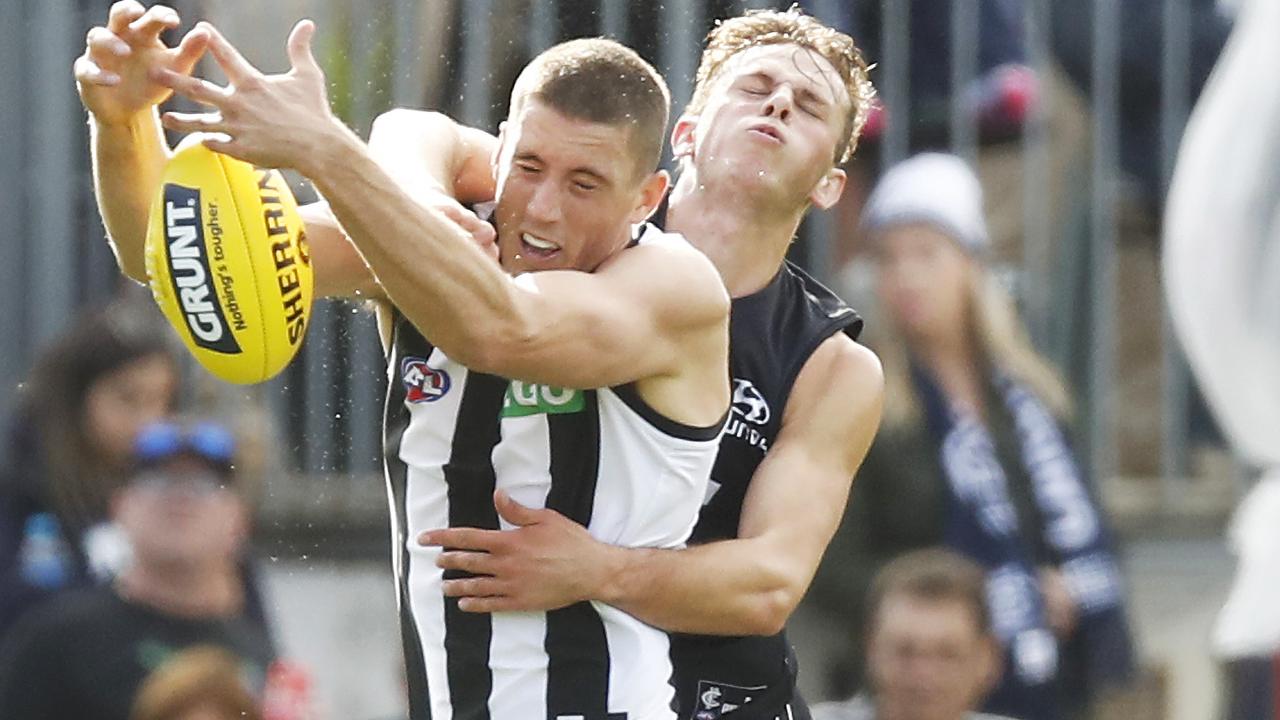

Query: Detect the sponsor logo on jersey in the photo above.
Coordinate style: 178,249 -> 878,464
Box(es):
502,381 -> 584,417
731,378 -> 770,425
401,357 -> 451,403
163,184 -> 242,354
693,680 -> 767,720
724,378 -> 771,452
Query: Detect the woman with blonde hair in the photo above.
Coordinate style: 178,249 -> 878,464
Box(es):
809,153 -> 1134,720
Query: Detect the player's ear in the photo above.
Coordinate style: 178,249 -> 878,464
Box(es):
630,169 -> 670,224
809,166 -> 846,210
670,114 -> 698,161
490,121 -> 508,179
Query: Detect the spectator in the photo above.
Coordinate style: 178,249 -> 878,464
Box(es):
808,153 -> 1134,720
0,419 -> 276,720
812,548 -> 1011,720
130,645 -> 262,720
0,305 -> 177,634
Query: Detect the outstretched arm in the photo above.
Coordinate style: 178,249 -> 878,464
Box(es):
76,3 -> 387,298
74,1 -> 208,282
425,336 -> 884,635
157,20 -> 723,389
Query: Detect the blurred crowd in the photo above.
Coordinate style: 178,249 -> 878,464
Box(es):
2,1 -> 1274,720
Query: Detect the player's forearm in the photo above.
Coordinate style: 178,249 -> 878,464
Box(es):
306,123 -> 524,366
90,109 -> 170,283
599,539 -> 803,636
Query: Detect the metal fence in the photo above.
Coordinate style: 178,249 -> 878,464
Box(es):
0,0 -> 1234,536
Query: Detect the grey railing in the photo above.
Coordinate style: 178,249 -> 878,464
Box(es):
0,0 -> 1226,536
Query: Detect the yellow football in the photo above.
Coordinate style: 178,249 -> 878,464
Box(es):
144,134 -> 313,384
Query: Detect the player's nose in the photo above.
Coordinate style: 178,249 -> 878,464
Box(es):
525,179 -> 563,224
761,85 -> 794,121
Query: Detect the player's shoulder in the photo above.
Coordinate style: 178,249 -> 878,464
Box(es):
610,224 -> 729,316
792,333 -> 883,410
780,261 -> 864,339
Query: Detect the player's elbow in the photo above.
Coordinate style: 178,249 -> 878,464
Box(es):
738,563 -> 807,635
741,588 -> 800,636
114,242 -> 150,286
457,319 -> 538,376
371,109 -> 455,145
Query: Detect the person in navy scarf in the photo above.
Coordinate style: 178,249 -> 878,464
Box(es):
808,153 -> 1135,720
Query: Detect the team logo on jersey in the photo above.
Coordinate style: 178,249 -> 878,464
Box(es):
731,378 -> 770,425
401,357 -> 451,403
502,380 -> 584,417
693,680 -> 767,720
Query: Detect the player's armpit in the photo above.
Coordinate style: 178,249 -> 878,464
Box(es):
468,239 -> 730,390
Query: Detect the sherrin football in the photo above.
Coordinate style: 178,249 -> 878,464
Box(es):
144,134 -> 313,384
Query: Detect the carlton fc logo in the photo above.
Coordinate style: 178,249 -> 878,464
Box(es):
401,357 -> 451,403
731,379 -> 770,425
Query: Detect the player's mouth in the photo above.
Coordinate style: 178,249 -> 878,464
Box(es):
520,232 -> 562,260
747,122 -> 785,145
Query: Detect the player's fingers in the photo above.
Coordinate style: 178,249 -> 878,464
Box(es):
285,19 -> 320,75
441,577 -> 503,599
161,111 -> 227,135
197,21 -> 260,85
419,527 -> 502,551
436,551 -> 496,575
458,596 -> 515,613
106,0 -> 147,35
199,133 -> 242,158
151,67 -> 229,106
86,26 -> 132,59
440,204 -> 498,251
126,4 -> 180,43
73,55 -> 122,87
493,489 -> 548,527
169,26 -> 210,76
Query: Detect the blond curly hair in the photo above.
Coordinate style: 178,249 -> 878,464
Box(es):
687,6 -> 876,164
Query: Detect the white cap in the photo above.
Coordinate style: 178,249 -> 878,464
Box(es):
860,152 -> 990,255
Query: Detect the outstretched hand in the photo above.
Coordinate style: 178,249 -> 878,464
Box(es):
419,490 -> 617,613
153,19 -> 340,172
74,1 -> 210,126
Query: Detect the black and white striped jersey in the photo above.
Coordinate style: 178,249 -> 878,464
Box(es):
382,225 -> 727,720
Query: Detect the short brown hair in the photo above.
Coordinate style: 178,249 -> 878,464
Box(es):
688,6 -> 875,164
866,548 -> 991,636
510,38 -> 671,178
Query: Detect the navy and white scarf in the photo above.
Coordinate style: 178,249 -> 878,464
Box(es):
915,366 -> 1134,719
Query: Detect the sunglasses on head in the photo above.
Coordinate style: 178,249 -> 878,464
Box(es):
133,421 -> 237,478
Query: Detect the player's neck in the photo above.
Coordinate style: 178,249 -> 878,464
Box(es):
667,175 -> 805,298
116,560 -> 244,619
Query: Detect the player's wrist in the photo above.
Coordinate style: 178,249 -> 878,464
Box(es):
295,116 -> 362,180
592,543 -> 634,607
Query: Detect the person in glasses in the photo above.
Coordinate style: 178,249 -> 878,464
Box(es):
0,420 -> 276,720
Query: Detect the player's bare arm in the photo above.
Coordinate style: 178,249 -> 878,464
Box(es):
367,109 -> 498,208
78,4 -> 408,299
74,1 -> 207,282
156,21 -> 729,398
425,335 -> 884,635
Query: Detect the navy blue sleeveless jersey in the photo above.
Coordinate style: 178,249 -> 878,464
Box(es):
669,261 -> 862,720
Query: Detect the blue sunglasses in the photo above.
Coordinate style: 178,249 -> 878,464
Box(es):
133,421 -> 237,475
